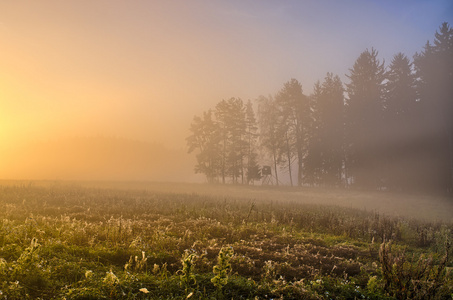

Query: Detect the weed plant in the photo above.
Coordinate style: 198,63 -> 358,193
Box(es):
0,184 -> 451,299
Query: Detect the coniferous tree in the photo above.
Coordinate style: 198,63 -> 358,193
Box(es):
245,100 -> 261,184
319,73 -> 345,186
215,98 -> 247,184
306,74 -> 345,187
228,98 -> 247,184
305,81 -> 323,185
345,48 -> 386,189
215,99 -> 230,184
414,22 -> 453,193
384,53 -> 418,191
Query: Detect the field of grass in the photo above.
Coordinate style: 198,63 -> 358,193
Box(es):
0,182 -> 451,299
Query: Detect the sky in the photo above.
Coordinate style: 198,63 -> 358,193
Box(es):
0,0 -> 452,180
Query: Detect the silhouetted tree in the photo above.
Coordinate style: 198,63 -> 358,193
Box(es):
383,53 -> 418,191
306,74 -> 345,187
414,22 -> 453,193
345,48 -> 386,189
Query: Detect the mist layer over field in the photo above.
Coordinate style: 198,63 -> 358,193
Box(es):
3,181 -> 451,223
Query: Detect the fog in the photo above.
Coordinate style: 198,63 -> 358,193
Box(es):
1,137 -> 200,182
0,1 -> 452,183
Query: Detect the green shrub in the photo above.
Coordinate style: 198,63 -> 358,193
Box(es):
379,240 -> 452,299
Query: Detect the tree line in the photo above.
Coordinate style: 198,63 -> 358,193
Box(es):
187,23 -> 453,194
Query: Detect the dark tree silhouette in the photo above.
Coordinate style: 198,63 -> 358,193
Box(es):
414,22 -> 453,193
383,53 -> 418,191
345,48 -> 386,189
306,74 -> 344,187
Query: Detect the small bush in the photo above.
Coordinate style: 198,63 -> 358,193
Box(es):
379,240 -> 452,299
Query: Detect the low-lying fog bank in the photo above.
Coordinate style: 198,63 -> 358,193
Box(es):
2,180 -> 451,223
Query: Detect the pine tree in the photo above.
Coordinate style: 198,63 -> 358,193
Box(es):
414,22 -> 453,193
384,53 -> 417,191
245,100 -> 261,184
345,48 -> 386,189
306,74 -> 345,187
215,98 -> 247,184
305,81 -> 323,186
320,73 -> 345,187
215,100 -> 230,184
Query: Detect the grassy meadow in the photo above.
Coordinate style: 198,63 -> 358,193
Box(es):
0,181 -> 451,299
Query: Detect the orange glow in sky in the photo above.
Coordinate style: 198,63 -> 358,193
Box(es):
0,0 -> 451,180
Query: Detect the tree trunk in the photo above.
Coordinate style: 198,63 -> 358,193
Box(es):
273,149 -> 279,186
285,132 -> 293,186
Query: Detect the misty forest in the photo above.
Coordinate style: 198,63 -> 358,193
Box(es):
187,22 -> 453,194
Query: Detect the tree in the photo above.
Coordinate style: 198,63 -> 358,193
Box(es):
319,73 -> 345,186
305,81 -> 323,185
244,100 -> 261,184
215,98 -> 247,184
383,53 -> 417,191
215,100 -> 230,184
275,79 -> 310,186
257,95 -> 283,186
186,110 -> 221,182
306,74 -> 345,187
345,48 -> 386,189
413,22 -> 453,193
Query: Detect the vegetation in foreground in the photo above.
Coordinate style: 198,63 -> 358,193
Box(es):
0,184 -> 451,299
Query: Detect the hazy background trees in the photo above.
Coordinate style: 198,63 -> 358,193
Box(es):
413,22 -> 453,193
188,23 -> 453,194
306,73 -> 344,187
187,97 -> 260,184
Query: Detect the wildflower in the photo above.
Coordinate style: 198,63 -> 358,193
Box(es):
103,270 -> 119,285
152,263 -> 160,274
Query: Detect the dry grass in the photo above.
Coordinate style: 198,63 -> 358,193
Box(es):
0,181 -> 451,299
